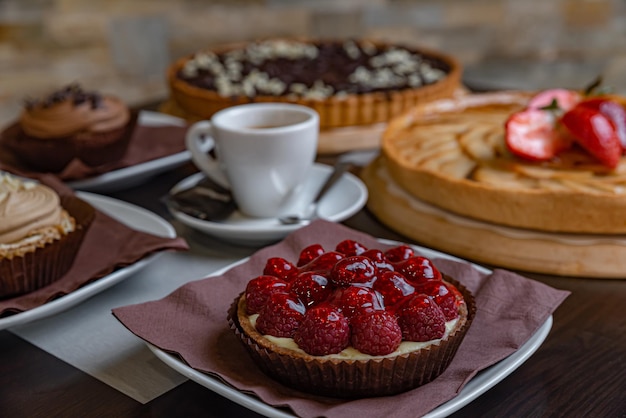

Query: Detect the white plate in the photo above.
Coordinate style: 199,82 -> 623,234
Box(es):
67,111 -> 190,193
147,241 -> 553,418
0,192 -> 176,331
168,163 -> 368,246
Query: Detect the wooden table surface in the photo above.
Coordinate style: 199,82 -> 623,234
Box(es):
1,157 -> 626,418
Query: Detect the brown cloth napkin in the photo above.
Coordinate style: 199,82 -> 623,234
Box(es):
0,175 -> 189,316
112,220 -> 569,418
0,121 -> 188,181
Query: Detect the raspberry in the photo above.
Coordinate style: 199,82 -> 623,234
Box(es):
294,304 -> 350,355
335,239 -> 368,256
384,245 -> 414,263
372,270 -> 415,308
397,294 -> 446,342
361,248 -> 394,272
350,310 -> 402,356
263,257 -> 299,282
328,285 -> 384,321
256,292 -> 306,338
297,244 -> 325,267
330,255 -> 377,286
299,251 -> 344,273
245,275 -> 289,314
415,281 -> 459,320
290,271 -> 332,307
394,256 -> 442,284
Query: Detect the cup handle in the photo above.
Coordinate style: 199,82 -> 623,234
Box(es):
185,121 -> 230,188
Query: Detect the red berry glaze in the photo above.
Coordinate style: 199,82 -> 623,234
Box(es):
300,251 -> 344,273
394,256 -> 442,284
397,294 -> 446,342
245,275 -> 289,314
384,245 -> 414,263
350,310 -> 402,356
335,239 -> 368,256
330,255 -> 377,286
297,244 -> 325,267
415,281 -> 459,320
361,248 -> 394,272
294,305 -> 350,355
263,257 -> 299,282
290,271 -> 332,307
256,292 -> 306,338
373,270 -> 415,308
328,285 -> 384,321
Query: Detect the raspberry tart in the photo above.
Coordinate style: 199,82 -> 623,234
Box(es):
380,89 -> 626,234
167,39 -> 461,129
227,240 -> 475,398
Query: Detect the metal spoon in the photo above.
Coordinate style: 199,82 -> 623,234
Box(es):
278,149 -> 379,225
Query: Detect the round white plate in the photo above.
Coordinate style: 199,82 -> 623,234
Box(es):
0,192 -> 176,330
67,111 -> 190,193
168,163 -> 368,246
147,240 -> 553,418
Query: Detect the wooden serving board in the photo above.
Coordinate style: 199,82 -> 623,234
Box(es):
159,98 -> 385,155
361,157 -> 626,278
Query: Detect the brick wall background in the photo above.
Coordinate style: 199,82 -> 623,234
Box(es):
1,0 -> 625,125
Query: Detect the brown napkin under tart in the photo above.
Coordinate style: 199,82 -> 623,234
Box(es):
112,220 -> 570,418
0,120 -> 188,181
0,175 -> 189,316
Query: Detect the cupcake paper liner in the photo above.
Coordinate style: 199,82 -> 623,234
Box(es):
0,195 -> 95,298
227,275 -> 476,398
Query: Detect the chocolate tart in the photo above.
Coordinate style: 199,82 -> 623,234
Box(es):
381,91 -> 626,234
227,276 -> 475,398
168,39 -> 462,129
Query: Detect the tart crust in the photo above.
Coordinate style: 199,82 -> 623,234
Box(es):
382,91 -> 626,234
228,276 -> 475,398
168,39 -> 462,129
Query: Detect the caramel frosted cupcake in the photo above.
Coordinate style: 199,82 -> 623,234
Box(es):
227,239 -> 475,398
0,172 -> 94,298
2,84 -> 136,172
168,39 -> 462,129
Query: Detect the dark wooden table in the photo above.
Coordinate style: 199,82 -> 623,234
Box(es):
1,159 -> 626,418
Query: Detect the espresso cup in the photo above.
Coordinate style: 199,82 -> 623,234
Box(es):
185,103 -> 319,218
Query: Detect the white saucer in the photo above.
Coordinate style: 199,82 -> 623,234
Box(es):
168,163 -> 368,246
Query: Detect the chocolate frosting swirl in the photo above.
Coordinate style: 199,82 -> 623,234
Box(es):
19,85 -> 130,138
0,174 -> 64,244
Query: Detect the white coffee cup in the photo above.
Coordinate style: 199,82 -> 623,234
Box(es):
185,103 -> 319,218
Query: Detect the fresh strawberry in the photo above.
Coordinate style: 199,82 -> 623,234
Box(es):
290,271 -> 332,307
350,310 -> 402,356
561,104 -> 622,168
393,256 -> 442,285
328,285 -> 385,321
505,108 -> 573,161
255,292 -> 306,338
335,239 -> 368,256
384,245 -> 415,263
297,244 -> 325,267
577,98 -> 626,149
245,275 -> 289,314
361,248 -> 394,272
415,281 -> 459,320
299,251 -> 344,273
263,257 -> 299,282
397,294 -> 446,342
330,255 -> 377,286
293,304 -> 350,355
527,88 -> 581,111
372,270 -> 415,308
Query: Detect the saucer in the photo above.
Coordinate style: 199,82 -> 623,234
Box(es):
168,163 -> 368,246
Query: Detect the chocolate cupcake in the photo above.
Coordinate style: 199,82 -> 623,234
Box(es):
0,172 -> 94,298
1,84 -> 136,172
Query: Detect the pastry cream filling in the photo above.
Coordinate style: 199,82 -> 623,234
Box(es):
249,314 -> 459,360
0,173 -> 69,244
20,96 -> 130,138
